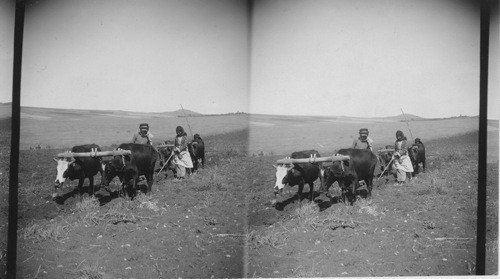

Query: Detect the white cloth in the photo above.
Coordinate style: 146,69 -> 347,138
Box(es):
394,155 -> 414,172
173,151 -> 193,168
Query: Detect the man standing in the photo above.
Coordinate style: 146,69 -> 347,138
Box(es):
132,123 -> 153,145
352,128 -> 373,151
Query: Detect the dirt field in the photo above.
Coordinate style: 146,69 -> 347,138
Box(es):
0,117 -> 498,277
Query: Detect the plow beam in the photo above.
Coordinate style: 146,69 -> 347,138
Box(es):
56,149 -> 131,158
276,155 -> 350,164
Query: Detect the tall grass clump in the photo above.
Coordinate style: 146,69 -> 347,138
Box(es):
410,171 -> 448,196
77,262 -> 104,279
20,221 -> 70,243
356,198 -> 382,217
75,196 -> 100,213
192,165 -> 228,191
248,225 -> 289,249
134,192 -> 163,212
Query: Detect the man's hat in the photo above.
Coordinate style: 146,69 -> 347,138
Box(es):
359,128 -> 369,135
139,123 -> 149,130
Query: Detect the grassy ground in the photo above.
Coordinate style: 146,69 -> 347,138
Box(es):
1,122 -> 498,277
246,131 -> 498,277
0,118 -> 11,277
15,129 -> 251,278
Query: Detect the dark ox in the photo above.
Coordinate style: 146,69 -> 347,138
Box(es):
187,134 -> 205,173
378,145 -> 395,183
53,144 -> 103,200
103,143 -> 157,199
273,150 -> 322,204
409,138 -> 426,176
320,149 -> 377,204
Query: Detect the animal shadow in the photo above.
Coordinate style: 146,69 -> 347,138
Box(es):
274,191 -> 321,211
316,195 -> 343,211
53,185 -> 102,205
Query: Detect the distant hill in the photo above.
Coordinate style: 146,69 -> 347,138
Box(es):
380,113 -> 424,121
0,102 -> 12,118
164,109 -> 202,117
0,104 -> 205,119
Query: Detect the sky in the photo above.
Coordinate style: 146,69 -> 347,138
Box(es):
250,0 -> 498,119
0,0 -> 498,118
2,0 -> 249,114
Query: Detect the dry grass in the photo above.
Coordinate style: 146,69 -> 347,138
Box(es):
77,261 -> 104,279
410,171 -> 449,196
134,192 -> 164,212
76,196 -> 100,213
356,199 -> 383,217
192,165 -> 229,192
20,221 -> 70,243
248,227 -> 289,249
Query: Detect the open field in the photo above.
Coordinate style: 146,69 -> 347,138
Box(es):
0,111 -> 498,277
249,114 -> 498,160
18,106 -> 248,150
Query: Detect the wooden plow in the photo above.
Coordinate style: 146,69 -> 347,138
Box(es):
56,148 -> 131,158
276,154 -> 350,165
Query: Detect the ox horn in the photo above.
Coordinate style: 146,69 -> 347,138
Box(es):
69,157 -> 76,164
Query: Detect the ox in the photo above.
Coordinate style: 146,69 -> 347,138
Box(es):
187,133 -> 205,173
378,145 -> 395,183
157,141 -> 174,176
53,144 -> 103,200
103,143 -> 158,199
409,138 -> 426,176
272,150 -> 322,205
320,148 -> 377,204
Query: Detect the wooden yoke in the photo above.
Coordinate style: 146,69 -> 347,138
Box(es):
377,149 -> 395,153
156,144 -> 175,149
276,154 -> 350,164
56,149 -> 131,158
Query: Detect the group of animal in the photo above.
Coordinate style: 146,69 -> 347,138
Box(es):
272,139 -> 426,206
53,135 -> 205,201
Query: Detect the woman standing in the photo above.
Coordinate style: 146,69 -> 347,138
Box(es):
172,126 -> 193,181
393,130 -> 414,184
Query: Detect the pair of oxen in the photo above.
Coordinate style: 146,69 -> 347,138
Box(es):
273,149 -> 377,205
53,137 -> 205,200
272,140 -> 426,205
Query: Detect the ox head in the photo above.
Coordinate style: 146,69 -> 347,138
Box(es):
53,157 -> 75,199
320,160 -> 345,193
103,157 -> 125,186
408,145 -> 419,162
272,164 -> 295,196
53,157 -> 76,186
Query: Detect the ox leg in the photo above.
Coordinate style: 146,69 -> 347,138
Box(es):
297,183 -> 304,202
53,184 -> 60,200
367,177 -> 374,199
121,183 -> 128,199
77,179 -> 85,201
422,159 -> 426,173
88,176 -> 95,196
147,171 -> 154,194
192,159 -> 198,173
130,177 -> 139,199
308,182 -> 314,202
201,155 -> 205,168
